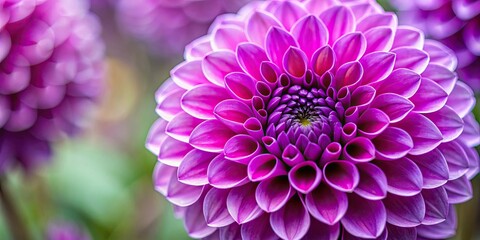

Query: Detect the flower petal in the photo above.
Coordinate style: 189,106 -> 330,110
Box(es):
319,6 -> 355,45
364,27 -> 394,54
416,205 -> 456,239
190,119 -> 236,153
166,173 -> 204,207
371,93 -> 414,123
354,162 -> 387,200
270,195 -> 310,240
202,51 -> 242,86
356,13 -> 397,32
409,78 -> 448,114
171,61 -> 210,90
443,175 -> 473,204
311,45 -> 335,77
224,134 -> 261,165
421,63 -> 457,94
359,51 -> 396,84
323,160 -> 360,192
375,69 -> 421,98
158,136 -> 192,167
256,176 -> 294,212
265,26 -> 298,69
341,194 -> 387,239
153,163 -> 176,195
248,154 -> 287,182
357,108 -> 390,138
383,193 -> 425,227
227,183 -> 264,224
212,26 -> 247,51
207,154 -> 249,189
446,81 -> 475,118
181,84 -> 230,119
184,198 -> 217,238
392,47 -> 429,74
178,149 -> 218,186
386,224 -> 417,240
373,127 -> 413,160
270,0 -> 307,30
306,183 -> 347,225
246,11 -> 282,46
291,15 -> 328,59
204,188 -> 234,227
166,112 -> 203,143
438,141 -> 469,180
240,214 -> 278,240
422,187 -> 449,225
303,219 -> 340,240
289,161 -> 322,194
283,47 -> 308,79
332,32 -> 366,67
236,43 -> 269,81
375,157 -> 423,196
344,137 -> 375,162
214,99 -> 253,133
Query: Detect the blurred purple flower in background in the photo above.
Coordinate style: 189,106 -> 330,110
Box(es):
0,0 -> 105,173
391,0 -> 480,93
46,221 -> 91,240
116,0 -> 256,57
146,0 -> 480,239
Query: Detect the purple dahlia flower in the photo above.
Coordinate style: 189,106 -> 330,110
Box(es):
116,0 -> 255,56
0,0 -> 104,172
146,0 -> 480,239
391,0 -> 480,93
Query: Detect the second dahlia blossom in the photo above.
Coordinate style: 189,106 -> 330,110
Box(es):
0,0 -> 104,172
147,0 -> 480,239
391,0 -> 480,93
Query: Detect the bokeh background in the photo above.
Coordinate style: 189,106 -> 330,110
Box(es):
0,0 -> 478,239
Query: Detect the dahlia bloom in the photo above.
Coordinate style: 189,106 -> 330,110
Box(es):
0,0 -> 104,172
146,0 -> 480,239
391,0 -> 480,92
116,0 -> 255,56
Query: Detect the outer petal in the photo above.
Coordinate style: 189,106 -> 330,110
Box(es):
438,141 -> 469,180
227,183 -> 264,224
409,78 -> 448,114
359,51 -> 396,84
203,188 -> 235,227
270,195 -> 310,240
171,61 -> 210,90
246,11 -> 282,46
422,187 -> 449,225
364,27 -> 394,54
184,197 -> 217,238
189,119 -> 236,153
375,69 -> 421,98
166,112 -> 203,143
383,193 -> 425,227
256,176 -> 294,212
265,27 -> 298,70
424,106 -> 463,143
177,149 -> 218,186
354,162 -> 387,200
408,149 -> 449,189
443,175 -> 473,204
302,219 -> 340,240
305,183 -> 348,225
332,32 -> 366,67
241,214 -> 278,240
446,81 -> 475,118
319,6 -> 355,45
207,154 -> 249,189
214,99 -> 253,133
372,127 -> 413,160
370,93 -> 413,123
375,157 -> 423,196
386,224 -> 416,240
181,84 -> 230,119
166,174 -> 204,207
202,51 -> 242,86
416,205 -> 456,239
291,15 -> 328,59
341,194 -> 387,239
392,47 -> 429,74
236,43 -> 269,80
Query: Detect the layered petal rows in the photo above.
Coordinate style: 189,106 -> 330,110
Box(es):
147,0 -> 480,239
0,0 -> 104,172
116,0 -> 255,56
391,0 -> 480,92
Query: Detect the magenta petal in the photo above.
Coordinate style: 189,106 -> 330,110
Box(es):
375,157 -> 422,196
248,154 -> 287,182
319,6 -> 355,45
225,72 -> 256,103
166,173 -> 204,207
356,13 -> 397,32
241,214 -> 278,240
311,45 -> 335,77
421,64 -> 457,94
424,106 -> 464,143
214,99 -> 253,133
171,61 -> 210,90
383,193 -> 425,227
246,11 -> 282,46
459,114 -> 480,148
153,163 -> 176,195
386,224 -> 416,240
270,195 -> 310,240
393,112 -> 443,155
354,163 -> 387,200
443,175 -> 473,204
283,47 -> 308,79
375,69 -> 421,98
203,188 -> 234,227
364,27 -> 394,54
184,198 -> 217,238
372,127 -> 413,160
207,154 -> 249,189
392,26 -> 424,50
271,1 -> 307,30
224,134 -> 261,165
333,61 -> 363,90
360,51 -> 396,84
158,136 -> 192,167
156,87 -> 185,122
166,112 -> 203,143
332,32 -> 366,67
178,149 -> 217,186
446,81 -> 475,118
422,187 -> 449,225
342,228 -> 387,240
341,194 -> 386,239
288,161 -> 322,194
323,161 -> 360,192
371,93 -> 414,123
416,205 -> 456,239
256,176 -> 294,212
392,47 -> 430,74
438,141 -> 469,180
181,84 -> 230,119
350,85 -> 375,111
265,27 -> 298,69
303,219 -> 340,240
185,36 -> 212,61
189,119 -> 236,153
202,50 -> 242,86
218,224 -> 241,240
423,40 -> 457,71
291,15 -> 328,59
344,137 -> 375,162
236,43 -> 269,80
305,183 -> 347,225
357,108 -> 390,138
409,149 -> 449,189
146,119 -> 168,155
227,183 -> 263,224
462,141 -> 480,179
212,26 -> 247,51
409,78 -> 448,114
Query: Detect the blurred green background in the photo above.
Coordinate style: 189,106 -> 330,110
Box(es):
0,0 -> 478,239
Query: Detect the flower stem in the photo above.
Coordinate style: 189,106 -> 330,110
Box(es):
0,179 -> 30,240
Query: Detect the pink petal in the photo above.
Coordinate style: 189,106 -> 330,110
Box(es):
241,214 -> 278,240
392,26 -> 424,50
246,11 -> 282,46
424,106 -> 464,142
184,198 -> 217,238
371,93 -> 414,123
158,136 -> 192,167
166,173 -> 204,207
256,176 -> 294,212
185,35 -> 213,61
319,6 -> 355,45
364,27 -> 394,54
422,187 -> 449,225
333,61 -> 363,90
438,141 -> 469,180
446,81 -> 475,118
458,113 -> 480,148
214,99 -> 253,133
224,72 -> 256,103
283,47 -> 308,79
423,40 -> 457,71
393,112 -> 443,155
383,193 -> 425,227
323,160 -> 360,192
156,87 -> 185,121
344,137 -> 376,162
189,119 -> 236,153
270,195 -> 310,240
265,26 -> 298,70
227,183 -> 264,224
171,61 -> 210,90
212,26 -> 247,51
288,161 -> 322,194
181,84 -> 230,119
341,194 -> 387,239
305,183 -> 347,225
166,112 -> 203,143
208,154 -> 249,189
443,175 -> 473,204
311,45 -> 335,77
372,127 -> 413,160
248,154 -> 287,182
153,163 -> 176,195
409,149 -> 449,189
416,205 -> 456,239
302,220 -> 340,240
203,188 -> 235,227
270,1 -> 307,30
356,13 -> 398,32
360,51 -> 396,84
354,162 -> 388,200
291,15 -> 328,59
421,63 -> 457,94
224,134 -> 261,165
236,43 -> 269,80
375,157 -> 423,196
357,108 -> 390,138
386,224 -> 417,239
146,119 -> 168,155
375,69 -> 421,98
392,47 -> 429,74
409,78 -> 448,114
202,51 -> 242,86
332,32 -> 366,67
178,149 -> 218,186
